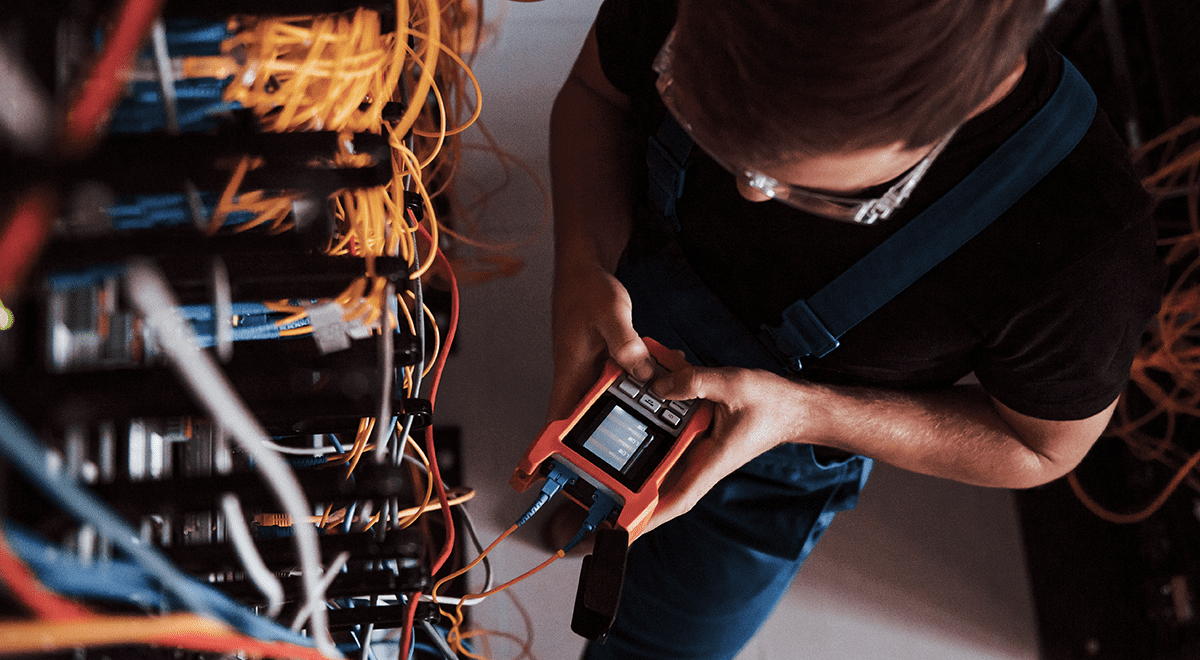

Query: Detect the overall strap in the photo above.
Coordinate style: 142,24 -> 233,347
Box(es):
762,58 -> 1097,370
646,109 -> 694,232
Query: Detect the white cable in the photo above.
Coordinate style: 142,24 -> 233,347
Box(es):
290,550 -> 351,632
420,618 -> 462,659
220,494 -> 285,617
374,283 -> 396,460
123,259 -> 339,658
265,441 -> 344,456
0,40 -> 52,153
211,257 -> 233,363
359,621 -> 376,660
150,17 -> 180,133
455,504 -> 494,596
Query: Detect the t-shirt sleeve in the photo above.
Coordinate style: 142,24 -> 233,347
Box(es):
974,219 -> 1164,421
594,0 -> 677,99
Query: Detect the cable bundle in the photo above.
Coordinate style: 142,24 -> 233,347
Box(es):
0,0 -> 566,658
207,3 -> 473,651
224,9 -> 399,134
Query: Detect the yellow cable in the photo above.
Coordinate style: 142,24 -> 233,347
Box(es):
412,71 -> 448,170
209,155 -> 253,234
363,489 -> 473,532
397,432 -> 436,528
445,550 -> 566,659
1067,448 -> 1200,525
418,295 -> 443,379
324,443 -> 376,466
390,0 -> 441,139
407,27 -> 483,139
431,524 -> 518,606
398,488 -> 474,525
0,613 -> 229,655
343,416 -> 375,478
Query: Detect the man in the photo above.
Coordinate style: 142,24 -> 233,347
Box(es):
547,0 -> 1164,658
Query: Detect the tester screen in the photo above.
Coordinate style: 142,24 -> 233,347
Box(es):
582,404 -> 650,472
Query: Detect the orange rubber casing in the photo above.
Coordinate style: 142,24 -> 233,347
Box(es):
510,338 -> 712,541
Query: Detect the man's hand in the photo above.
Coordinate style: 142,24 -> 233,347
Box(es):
547,263 -> 658,423
644,366 -> 801,533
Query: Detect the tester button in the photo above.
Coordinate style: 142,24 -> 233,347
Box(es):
617,378 -> 643,399
660,409 -> 682,427
638,393 -> 663,413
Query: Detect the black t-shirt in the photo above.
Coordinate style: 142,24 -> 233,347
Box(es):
594,0 -> 1164,421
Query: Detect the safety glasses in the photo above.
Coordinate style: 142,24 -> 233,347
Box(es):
652,28 -> 956,225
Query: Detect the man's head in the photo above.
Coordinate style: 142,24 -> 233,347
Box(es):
665,0 -> 1044,173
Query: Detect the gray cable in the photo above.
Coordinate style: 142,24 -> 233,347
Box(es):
149,18 -> 179,133
374,282 -> 396,464
212,257 -> 233,363
220,494 -> 285,617
421,619 -> 462,660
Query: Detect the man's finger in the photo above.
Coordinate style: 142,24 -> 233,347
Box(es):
652,365 -> 723,402
600,325 -> 655,381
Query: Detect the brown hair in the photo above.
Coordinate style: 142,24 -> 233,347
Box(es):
669,0 -> 1045,164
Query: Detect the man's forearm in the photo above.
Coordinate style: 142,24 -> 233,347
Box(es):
795,379 -> 1108,489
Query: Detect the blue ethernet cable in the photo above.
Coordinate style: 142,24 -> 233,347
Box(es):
515,461 -> 578,527
178,300 -> 277,323
2,521 -> 316,648
4,522 -> 172,611
0,397 -> 317,649
105,18 -> 240,135
178,300 -> 313,347
0,397 -> 210,617
512,462 -> 619,550
107,191 -> 253,231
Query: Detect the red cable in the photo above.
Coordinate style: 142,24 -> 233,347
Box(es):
398,590 -> 422,660
0,188 -> 55,298
414,217 -> 459,577
401,218 -> 458,660
63,0 -> 165,152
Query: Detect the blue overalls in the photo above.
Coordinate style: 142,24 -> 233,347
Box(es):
583,55 -> 1097,660
581,198 -> 875,660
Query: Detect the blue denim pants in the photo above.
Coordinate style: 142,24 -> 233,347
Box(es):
583,245 -> 873,660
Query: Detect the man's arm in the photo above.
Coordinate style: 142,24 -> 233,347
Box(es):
807,379 -> 1115,488
646,366 -> 1116,530
551,23 -> 638,275
548,23 -> 659,422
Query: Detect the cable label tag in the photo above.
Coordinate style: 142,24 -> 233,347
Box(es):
306,302 -> 371,354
